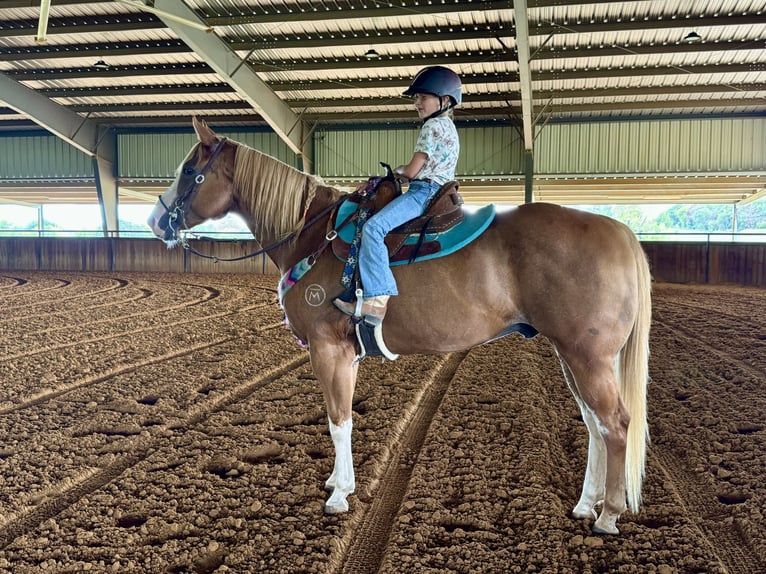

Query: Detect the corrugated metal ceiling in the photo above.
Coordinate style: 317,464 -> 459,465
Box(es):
1,0 -> 760,127
0,0 -> 764,205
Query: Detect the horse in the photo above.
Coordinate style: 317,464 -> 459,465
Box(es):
148,117 -> 651,535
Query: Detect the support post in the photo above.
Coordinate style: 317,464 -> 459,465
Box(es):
93,154 -> 118,236
524,150 -> 534,204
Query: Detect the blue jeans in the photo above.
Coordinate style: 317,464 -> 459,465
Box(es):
358,180 -> 441,297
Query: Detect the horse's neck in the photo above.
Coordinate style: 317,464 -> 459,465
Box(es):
265,185 -> 341,273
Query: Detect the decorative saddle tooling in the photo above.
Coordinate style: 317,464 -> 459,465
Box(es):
330,179 -> 496,266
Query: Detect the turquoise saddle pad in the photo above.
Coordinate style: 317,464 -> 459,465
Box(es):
334,200 -> 496,266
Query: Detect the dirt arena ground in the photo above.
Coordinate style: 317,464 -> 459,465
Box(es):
0,272 -> 763,574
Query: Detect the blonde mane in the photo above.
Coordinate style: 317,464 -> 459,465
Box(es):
233,143 -> 332,240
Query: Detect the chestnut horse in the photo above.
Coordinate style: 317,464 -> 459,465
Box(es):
148,118 -> 651,535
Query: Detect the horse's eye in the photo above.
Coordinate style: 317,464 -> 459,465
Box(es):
182,166 -> 195,176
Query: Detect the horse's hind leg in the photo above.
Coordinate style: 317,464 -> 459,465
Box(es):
309,340 -> 359,514
558,349 -> 629,534
558,356 -> 607,520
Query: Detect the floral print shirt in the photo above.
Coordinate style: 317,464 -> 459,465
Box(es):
413,116 -> 460,185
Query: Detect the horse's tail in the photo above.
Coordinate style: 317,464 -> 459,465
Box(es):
620,232 -> 652,514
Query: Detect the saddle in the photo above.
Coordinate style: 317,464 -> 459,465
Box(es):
332,176 -> 492,265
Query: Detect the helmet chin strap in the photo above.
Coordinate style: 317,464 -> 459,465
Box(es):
423,96 -> 454,122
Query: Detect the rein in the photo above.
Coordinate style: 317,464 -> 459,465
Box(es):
185,194 -> 348,263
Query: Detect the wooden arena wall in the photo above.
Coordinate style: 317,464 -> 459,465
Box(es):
0,238 -> 763,286
0,238 -> 278,275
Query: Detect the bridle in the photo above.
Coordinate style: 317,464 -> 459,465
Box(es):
156,136 -> 348,263
158,137 -> 229,246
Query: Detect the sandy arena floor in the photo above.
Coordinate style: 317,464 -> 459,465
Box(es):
0,272 -> 763,573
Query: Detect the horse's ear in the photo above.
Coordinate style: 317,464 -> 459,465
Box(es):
192,116 -> 218,147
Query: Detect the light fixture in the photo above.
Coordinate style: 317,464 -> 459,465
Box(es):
683,31 -> 702,43
93,59 -> 109,69
364,48 -> 380,60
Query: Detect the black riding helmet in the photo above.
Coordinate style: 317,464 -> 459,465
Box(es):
403,66 -> 462,120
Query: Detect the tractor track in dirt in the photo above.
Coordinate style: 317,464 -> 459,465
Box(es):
0,336 -> 235,415
0,277 -> 123,308
652,316 -> 766,382
0,315 -> 288,414
0,352 -> 309,551
653,449 -> 763,574
654,299 -> 765,328
330,351 -> 469,574
0,276 -> 70,299
0,275 -> 27,289
0,286 -> 154,325
0,280 -> 216,319
0,301 -> 272,363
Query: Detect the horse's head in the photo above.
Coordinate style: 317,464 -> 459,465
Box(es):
148,117 -> 236,245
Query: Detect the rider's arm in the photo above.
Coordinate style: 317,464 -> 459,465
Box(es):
395,151 -> 428,180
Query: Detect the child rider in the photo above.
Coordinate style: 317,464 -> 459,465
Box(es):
334,66 -> 462,326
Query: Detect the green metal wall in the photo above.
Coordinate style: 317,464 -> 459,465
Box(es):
117,130 -> 298,179
1,118 -> 764,184
315,124 -> 523,178
0,134 -> 92,179
535,118 -> 766,174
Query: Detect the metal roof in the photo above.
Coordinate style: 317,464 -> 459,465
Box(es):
0,0 -> 765,205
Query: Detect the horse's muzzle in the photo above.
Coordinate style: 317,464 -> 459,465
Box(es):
147,208 -> 176,242
157,212 -> 176,241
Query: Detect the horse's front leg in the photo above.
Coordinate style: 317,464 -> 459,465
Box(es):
309,339 -> 359,514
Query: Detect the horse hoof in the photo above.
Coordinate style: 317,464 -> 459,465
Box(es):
323,501 -> 349,515
592,522 -> 619,535
571,507 -> 597,520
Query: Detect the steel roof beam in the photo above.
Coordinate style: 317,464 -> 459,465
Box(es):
0,0 -> 102,7
534,84 -> 766,98
213,53 -> 513,73
534,63 -> 765,81
9,36 -> 757,65
0,1 -> 509,29
30,82 -> 766,105
230,25 -> 509,51
5,62 -> 215,81
6,95 -> 761,123
0,73 -> 114,162
530,14 -> 766,37
0,74 -> 118,231
512,0 -> 534,152
151,0 -> 305,159
0,15 -> 165,38
204,1 -> 509,25
0,107 -> 513,125
6,63 -> 516,83
0,40 -> 189,61
738,186 -> 766,205
45,93 -> 507,112
1,41 -> 512,66
10,60 -> 760,83
34,75 -> 516,97
533,39 -> 766,60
